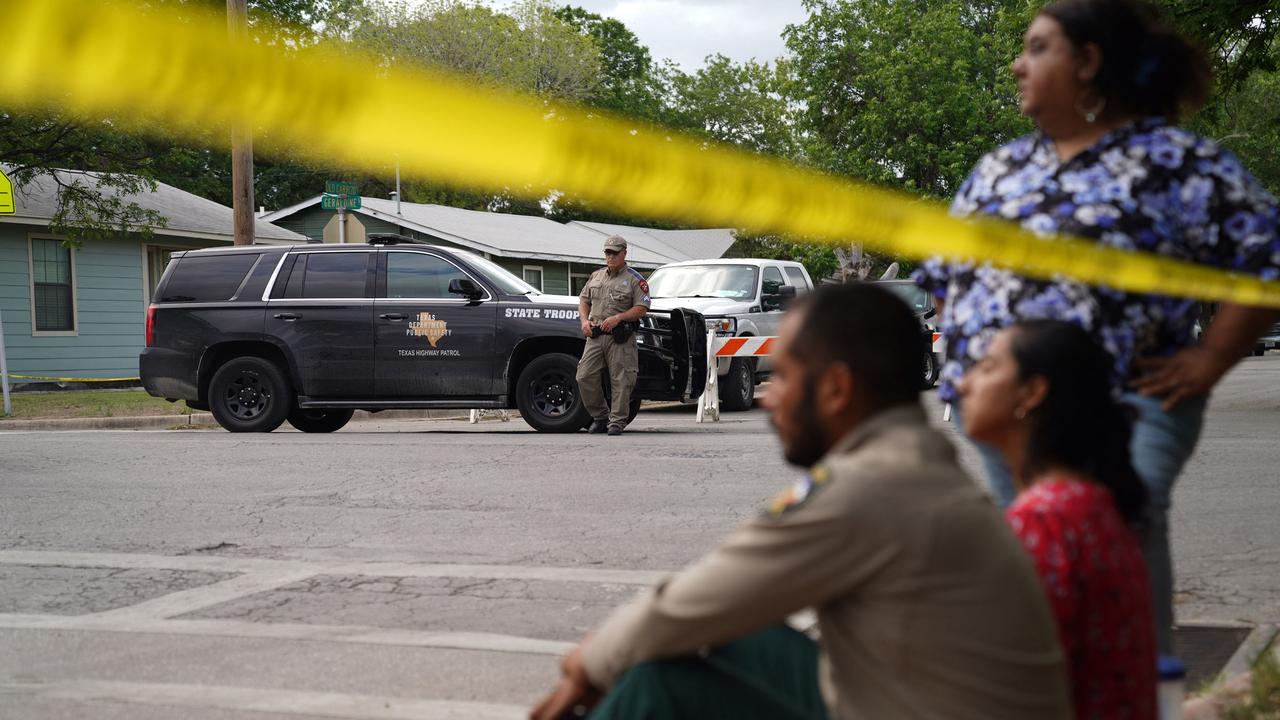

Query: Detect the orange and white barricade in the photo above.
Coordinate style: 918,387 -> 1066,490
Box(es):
697,333 -> 778,423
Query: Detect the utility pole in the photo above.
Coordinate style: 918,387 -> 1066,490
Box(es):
228,0 -> 255,246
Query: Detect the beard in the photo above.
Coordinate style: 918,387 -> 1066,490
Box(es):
778,374 -> 829,468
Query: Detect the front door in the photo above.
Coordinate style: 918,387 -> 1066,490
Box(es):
265,251 -> 374,398
374,249 -> 497,398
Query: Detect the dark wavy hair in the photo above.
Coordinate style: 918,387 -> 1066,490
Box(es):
1041,0 -> 1212,121
1009,320 -> 1147,524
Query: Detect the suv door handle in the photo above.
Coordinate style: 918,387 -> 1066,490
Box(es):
380,313 -> 407,321
273,312 -> 301,321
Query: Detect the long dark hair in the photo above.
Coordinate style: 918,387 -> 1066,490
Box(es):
1041,0 -> 1212,121
1009,320 -> 1147,524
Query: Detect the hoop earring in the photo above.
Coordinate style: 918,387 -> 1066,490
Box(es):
1075,90 -> 1106,124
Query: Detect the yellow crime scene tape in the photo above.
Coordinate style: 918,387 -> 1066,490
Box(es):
3,0 -> 1279,308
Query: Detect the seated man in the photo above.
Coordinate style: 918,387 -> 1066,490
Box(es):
531,283 -> 1072,720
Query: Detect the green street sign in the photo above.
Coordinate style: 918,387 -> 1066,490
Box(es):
325,180 -> 358,196
321,193 -> 361,210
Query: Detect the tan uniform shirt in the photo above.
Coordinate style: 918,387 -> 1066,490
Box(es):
581,405 -> 1072,720
580,265 -> 650,323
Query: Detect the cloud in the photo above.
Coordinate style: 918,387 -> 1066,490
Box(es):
480,0 -> 807,70
607,1 -> 806,69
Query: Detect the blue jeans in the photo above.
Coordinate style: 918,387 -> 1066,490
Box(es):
955,393 -> 1206,655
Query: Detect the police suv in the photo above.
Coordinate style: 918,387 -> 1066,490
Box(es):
140,237 -> 706,433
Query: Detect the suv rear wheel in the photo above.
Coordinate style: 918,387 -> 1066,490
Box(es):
287,408 -> 354,433
208,356 -> 292,433
516,353 -> 590,433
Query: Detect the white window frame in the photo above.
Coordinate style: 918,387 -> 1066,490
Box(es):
141,243 -> 189,305
522,264 -> 544,292
28,234 -> 79,337
569,270 -> 592,297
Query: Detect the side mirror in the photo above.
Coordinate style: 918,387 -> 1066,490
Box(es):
448,278 -> 484,302
763,284 -> 796,310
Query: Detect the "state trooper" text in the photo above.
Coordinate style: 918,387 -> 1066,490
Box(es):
504,307 -> 577,320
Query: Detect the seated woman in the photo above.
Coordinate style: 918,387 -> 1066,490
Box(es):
957,319 -> 1156,719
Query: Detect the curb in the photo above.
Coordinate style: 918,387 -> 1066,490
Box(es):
1222,623 -> 1279,677
0,408 -> 473,432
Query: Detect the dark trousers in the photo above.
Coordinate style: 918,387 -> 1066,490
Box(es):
589,625 -> 829,720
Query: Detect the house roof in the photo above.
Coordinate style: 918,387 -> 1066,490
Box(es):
259,196 -> 735,269
569,222 -> 736,263
0,167 -> 306,244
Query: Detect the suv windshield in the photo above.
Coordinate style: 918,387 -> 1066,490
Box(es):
882,282 -> 931,314
456,251 -> 539,295
648,265 -> 758,299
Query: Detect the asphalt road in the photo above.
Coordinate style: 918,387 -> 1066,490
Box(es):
1,355 -> 1277,718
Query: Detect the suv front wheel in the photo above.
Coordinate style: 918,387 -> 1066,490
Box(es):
208,356 -> 293,433
516,353 -> 591,433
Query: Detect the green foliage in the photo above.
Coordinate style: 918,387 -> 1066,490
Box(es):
353,0 -> 602,103
786,0 -> 1033,198
1162,0 -> 1280,93
662,55 -> 800,159
1223,649 -> 1280,720
554,5 -> 665,121
0,112 -> 167,247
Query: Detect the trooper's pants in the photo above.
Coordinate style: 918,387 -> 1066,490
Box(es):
589,625 -> 828,720
576,335 -> 638,427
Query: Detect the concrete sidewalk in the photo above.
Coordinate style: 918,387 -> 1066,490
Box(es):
0,409 -> 474,432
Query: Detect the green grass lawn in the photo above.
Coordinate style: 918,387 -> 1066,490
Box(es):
0,389 -> 194,420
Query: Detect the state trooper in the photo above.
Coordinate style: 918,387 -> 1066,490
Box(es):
576,235 -> 651,436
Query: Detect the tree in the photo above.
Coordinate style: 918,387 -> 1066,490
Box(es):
353,0 -> 602,103
1162,0 -> 1280,93
553,5 -> 666,121
0,112 -> 168,246
786,0 -> 1032,199
662,55 -> 800,159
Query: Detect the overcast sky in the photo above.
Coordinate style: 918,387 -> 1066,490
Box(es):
484,1 -> 811,71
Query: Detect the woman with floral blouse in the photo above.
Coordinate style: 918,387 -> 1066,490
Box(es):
957,320 -> 1156,720
915,0 -> 1280,653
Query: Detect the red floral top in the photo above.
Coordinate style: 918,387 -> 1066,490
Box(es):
1006,478 -> 1156,720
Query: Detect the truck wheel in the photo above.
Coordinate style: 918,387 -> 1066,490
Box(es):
286,408 -> 354,433
923,351 -> 941,388
719,357 -> 756,412
208,356 -> 292,433
517,353 -> 590,433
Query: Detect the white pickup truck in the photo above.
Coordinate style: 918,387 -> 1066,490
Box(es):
646,258 -> 813,411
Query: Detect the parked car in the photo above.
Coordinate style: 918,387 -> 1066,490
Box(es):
645,259 -> 813,411
141,238 -> 706,433
875,279 -> 943,388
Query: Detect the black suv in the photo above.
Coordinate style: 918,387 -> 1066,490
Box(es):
141,240 -> 706,433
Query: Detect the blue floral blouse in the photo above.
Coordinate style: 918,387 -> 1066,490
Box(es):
915,118 -> 1280,403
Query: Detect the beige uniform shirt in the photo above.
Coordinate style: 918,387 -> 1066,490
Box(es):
581,405 -> 1072,720
580,265 -> 650,324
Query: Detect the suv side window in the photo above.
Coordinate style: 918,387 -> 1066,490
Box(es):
283,252 -> 369,299
784,267 -> 808,292
385,252 -> 470,299
762,266 -> 785,294
159,253 -> 259,303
